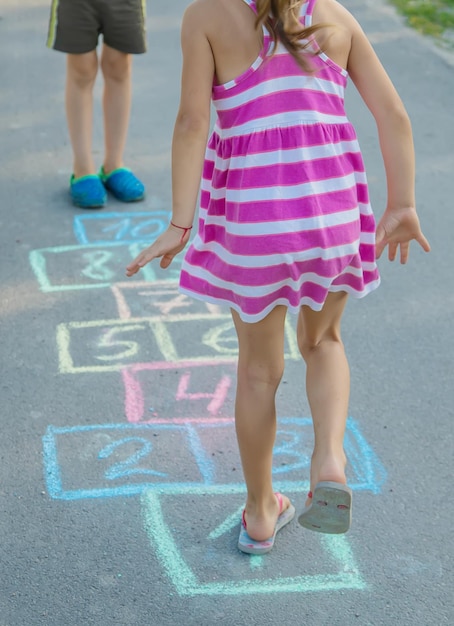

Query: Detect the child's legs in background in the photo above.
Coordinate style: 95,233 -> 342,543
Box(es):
297,292 -> 350,502
231,305 -> 291,541
66,51 -> 98,178
100,44 -> 132,173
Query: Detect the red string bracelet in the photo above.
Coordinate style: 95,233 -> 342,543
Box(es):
171,221 -> 193,242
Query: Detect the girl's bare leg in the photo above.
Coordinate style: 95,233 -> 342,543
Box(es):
231,305 -> 291,541
100,44 -> 132,173
65,51 -> 98,178
297,292 -> 350,505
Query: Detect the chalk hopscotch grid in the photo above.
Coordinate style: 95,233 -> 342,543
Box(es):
111,281 -> 224,320
29,243 -> 173,292
42,418 -> 386,501
141,490 -> 367,595
42,418 -> 371,594
30,212 -> 175,294
121,361 -> 236,424
36,210 -> 386,596
55,315 -> 301,374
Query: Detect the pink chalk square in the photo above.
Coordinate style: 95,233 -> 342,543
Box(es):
122,362 -> 237,424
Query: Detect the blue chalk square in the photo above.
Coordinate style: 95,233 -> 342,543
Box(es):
29,243 -> 158,292
43,423 -> 215,500
42,418 -> 386,501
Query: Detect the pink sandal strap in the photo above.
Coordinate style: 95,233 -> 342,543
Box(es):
242,492 -> 285,529
274,492 -> 284,515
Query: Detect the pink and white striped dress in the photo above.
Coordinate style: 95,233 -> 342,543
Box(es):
179,0 -> 380,323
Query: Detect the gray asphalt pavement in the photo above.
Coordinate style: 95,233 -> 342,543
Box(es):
0,1 -> 453,624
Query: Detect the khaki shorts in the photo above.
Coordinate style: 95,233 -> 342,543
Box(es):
47,0 -> 147,55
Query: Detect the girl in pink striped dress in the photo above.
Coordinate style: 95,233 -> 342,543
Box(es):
127,0 -> 429,552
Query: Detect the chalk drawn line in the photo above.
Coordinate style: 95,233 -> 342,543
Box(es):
42,419 -> 386,500
73,210 -> 171,245
35,208 -> 375,596
111,281 -> 223,319
56,315 -> 300,373
29,243 -> 158,292
141,490 -> 367,596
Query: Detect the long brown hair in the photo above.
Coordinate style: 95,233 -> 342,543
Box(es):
255,0 -> 326,71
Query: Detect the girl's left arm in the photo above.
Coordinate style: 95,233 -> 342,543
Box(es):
345,13 -> 430,263
126,3 -> 214,276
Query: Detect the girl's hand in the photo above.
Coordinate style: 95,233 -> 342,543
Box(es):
125,225 -> 190,277
375,206 -> 430,264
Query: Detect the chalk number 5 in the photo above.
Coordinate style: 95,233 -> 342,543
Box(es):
96,325 -> 144,361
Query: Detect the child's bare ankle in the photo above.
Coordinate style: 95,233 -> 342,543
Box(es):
310,451 -> 347,488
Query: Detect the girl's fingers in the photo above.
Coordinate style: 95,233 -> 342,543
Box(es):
375,209 -> 430,263
417,233 -> 431,253
375,227 -> 387,259
160,253 -> 175,269
125,229 -> 189,276
126,264 -> 140,277
126,248 -> 156,275
388,242 -> 398,262
399,242 -> 410,264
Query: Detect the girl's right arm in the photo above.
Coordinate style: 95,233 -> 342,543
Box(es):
126,1 -> 214,277
345,11 -> 430,263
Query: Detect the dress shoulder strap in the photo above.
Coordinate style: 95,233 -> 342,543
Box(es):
241,0 -> 258,14
241,1 -> 317,24
301,0 -> 318,25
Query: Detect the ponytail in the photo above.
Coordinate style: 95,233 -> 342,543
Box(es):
255,0 -> 327,71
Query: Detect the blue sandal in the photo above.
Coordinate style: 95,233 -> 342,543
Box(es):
70,174 -> 106,209
99,166 -> 145,202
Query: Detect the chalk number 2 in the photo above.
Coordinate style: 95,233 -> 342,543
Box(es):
98,437 -> 167,480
